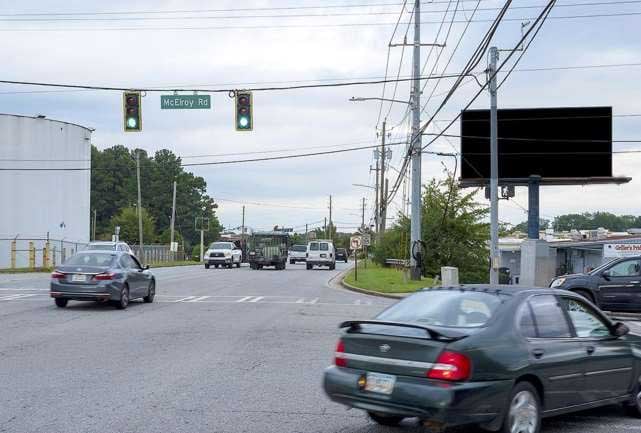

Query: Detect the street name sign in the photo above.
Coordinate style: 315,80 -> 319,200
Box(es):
161,95 -> 211,110
362,234 -> 371,247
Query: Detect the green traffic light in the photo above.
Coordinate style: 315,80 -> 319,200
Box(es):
238,117 -> 249,128
127,117 -> 137,129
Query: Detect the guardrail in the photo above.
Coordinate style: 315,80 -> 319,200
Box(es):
384,258 -> 410,269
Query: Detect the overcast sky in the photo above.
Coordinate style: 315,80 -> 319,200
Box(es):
1,0 -> 640,233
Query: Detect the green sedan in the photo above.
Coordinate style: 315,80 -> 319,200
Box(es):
323,286 -> 641,433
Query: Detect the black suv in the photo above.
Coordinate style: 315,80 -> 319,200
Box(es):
550,256 -> 641,312
335,248 -> 348,263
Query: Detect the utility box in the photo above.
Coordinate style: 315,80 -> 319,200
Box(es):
441,267 -> 459,286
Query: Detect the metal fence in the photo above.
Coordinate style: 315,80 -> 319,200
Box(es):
0,236 -> 189,270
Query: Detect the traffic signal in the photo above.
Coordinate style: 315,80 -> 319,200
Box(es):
235,91 -> 253,131
123,91 -> 142,132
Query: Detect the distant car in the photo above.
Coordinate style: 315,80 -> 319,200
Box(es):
324,285 -> 641,432
306,240 -> 336,270
335,248 -> 348,263
204,242 -> 242,269
50,250 -> 155,310
288,244 -> 308,264
550,256 -> 641,311
86,241 -> 133,254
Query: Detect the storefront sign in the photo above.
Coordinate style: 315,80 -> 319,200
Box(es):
603,243 -> 641,258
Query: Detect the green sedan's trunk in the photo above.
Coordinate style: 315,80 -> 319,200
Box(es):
341,332 -> 447,378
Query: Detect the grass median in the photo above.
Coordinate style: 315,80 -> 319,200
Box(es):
344,261 -> 434,294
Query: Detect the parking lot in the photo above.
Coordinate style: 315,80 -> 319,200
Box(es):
1,264 -> 640,433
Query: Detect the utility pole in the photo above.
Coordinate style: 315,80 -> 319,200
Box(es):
489,46 -> 500,285
380,120 -> 387,235
381,179 -> 389,233
170,180 -> 177,257
361,198 -> 366,229
305,223 -> 308,242
371,161 -> 380,234
92,209 -> 97,241
329,195 -> 333,240
241,205 -> 246,240
324,217 -> 327,238
409,0 -> 423,280
136,151 -> 144,262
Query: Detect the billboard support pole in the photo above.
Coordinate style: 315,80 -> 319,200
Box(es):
489,46 -> 500,285
528,175 -> 541,239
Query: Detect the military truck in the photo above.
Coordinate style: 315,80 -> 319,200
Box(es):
247,231 -> 289,270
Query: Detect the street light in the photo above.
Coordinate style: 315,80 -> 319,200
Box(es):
349,97 -> 411,105
352,183 -> 375,190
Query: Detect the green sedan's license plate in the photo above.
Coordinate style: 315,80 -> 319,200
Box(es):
365,372 -> 396,395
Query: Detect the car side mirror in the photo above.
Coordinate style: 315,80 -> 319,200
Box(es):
144,264 -> 150,270
601,270 -> 611,280
613,322 -> 629,337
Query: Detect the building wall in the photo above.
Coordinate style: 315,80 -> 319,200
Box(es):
0,114 -> 91,268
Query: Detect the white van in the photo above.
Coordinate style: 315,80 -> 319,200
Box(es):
306,240 -> 336,270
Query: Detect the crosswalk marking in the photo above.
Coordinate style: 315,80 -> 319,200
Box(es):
186,296 -> 210,302
0,294 -> 37,301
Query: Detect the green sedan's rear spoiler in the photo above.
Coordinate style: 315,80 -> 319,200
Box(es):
339,320 -> 468,342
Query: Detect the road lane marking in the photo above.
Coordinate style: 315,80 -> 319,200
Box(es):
309,298 -> 319,304
0,294 -> 37,301
186,296 -> 210,302
174,296 -> 197,303
248,296 -> 264,303
0,288 -> 49,291
236,296 -> 254,303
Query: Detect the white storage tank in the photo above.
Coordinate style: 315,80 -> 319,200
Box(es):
0,114 -> 92,269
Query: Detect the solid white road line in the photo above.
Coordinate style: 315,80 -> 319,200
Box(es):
0,288 -> 49,291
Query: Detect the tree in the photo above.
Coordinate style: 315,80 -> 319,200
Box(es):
91,145 -> 221,249
107,207 -> 155,245
510,218 -> 550,234
374,173 -> 490,283
553,212 -> 637,232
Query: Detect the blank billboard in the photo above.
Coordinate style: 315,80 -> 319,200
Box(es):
460,106 -> 612,180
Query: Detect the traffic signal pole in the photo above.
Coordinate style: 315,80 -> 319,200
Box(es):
409,0 -> 423,280
489,46 -> 500,285
136,151 -> 144,262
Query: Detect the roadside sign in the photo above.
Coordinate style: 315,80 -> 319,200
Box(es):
604,243 -> 641,258
350,236 -> 362,250
362,234 -> 371,246
161,95 -> 211,110
170,242 -> 178,252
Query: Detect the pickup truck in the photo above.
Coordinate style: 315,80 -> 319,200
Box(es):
288,244 -> 307,264
204,242 -> 242,269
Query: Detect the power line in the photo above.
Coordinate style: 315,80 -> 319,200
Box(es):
0,141 -> 410,171
0,73 -> 469,93
1,11 -> 639,31
3,1 -> 639,22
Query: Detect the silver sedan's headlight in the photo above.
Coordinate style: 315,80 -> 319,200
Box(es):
550,278 -> 566,288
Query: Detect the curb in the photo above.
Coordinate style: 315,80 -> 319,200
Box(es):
338,271 -> 412,300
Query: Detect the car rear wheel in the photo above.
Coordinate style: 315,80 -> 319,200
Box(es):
214,264 -> 219,269
290,259 -> 295,264
367,412 -> 404,426
306,263 -> 312,270
115,286 -> 129,310
143,281 -> 155,303
54,298 -> 68,308
500,382 -> 541,433
625,379 -> 641,418
236,260 -> 241,268
205,263 -> 210,269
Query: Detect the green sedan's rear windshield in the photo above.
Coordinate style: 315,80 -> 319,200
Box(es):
64,253 -> 116,267
376,290 -> 508,329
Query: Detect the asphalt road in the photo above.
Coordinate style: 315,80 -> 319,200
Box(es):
0,263 -> 640,433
